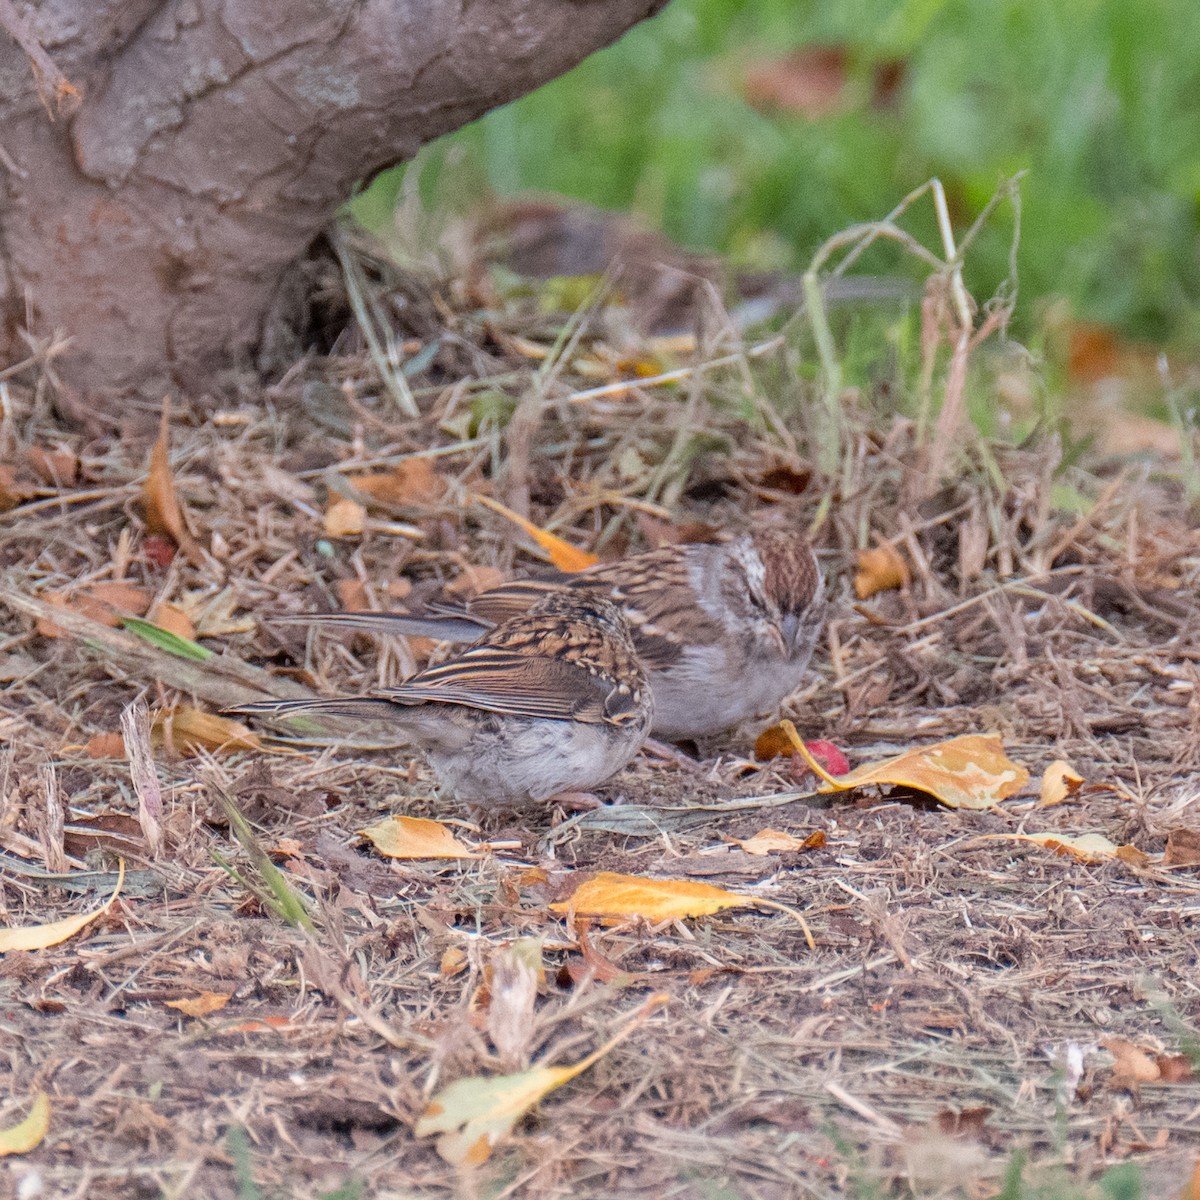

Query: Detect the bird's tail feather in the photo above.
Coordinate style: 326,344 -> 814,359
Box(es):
269,610 -> 483,642
231,696 -> 402,721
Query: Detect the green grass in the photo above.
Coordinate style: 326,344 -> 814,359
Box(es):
353,0 -> 1200,348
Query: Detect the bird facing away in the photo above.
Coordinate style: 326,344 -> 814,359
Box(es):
285,529 -> 825,740
235,590 -> 652,806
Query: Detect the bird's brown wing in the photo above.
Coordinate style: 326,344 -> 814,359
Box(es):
385,646 -> 640,725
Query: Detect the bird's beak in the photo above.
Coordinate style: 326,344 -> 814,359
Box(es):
779,612 -> 804,656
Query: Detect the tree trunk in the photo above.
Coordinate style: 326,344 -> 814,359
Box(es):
0,0 -> 668,405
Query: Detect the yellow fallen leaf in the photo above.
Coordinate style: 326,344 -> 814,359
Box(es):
812,733 -> 1030,810
474,494 -> 598,572
854,543 -> 910,599
359,815 -> 476,860
1037,760 -> 1085,808
0,1091 -> 51,1157
325,496 -> 366,538
143,397 -> 204,567
550,872 -> 747,921
997,831 -> 1150,865
151,707 -> 263,756
733,828 -> 826,856
165,991 -> 232,1018
415,993 -> 667,1165
0,860 -> 124,952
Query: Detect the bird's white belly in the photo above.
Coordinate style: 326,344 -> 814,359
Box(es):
427,716 -> 645,805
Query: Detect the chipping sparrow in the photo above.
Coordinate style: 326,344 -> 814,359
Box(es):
236,591 -> 652,806
289,529 -> 824,740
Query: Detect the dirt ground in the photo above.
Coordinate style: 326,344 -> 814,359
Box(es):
1,244 -> 1198,1199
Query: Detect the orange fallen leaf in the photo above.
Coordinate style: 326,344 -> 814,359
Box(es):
85,731 -> 127,758
733,828 -> 826,856
440,946 -> 469,976
1183,1157 -> 1200,1200
807,732 -> 1029,810
151,707 -> 262,756
148,602 -> 196,641
0,1091 -> 51,1157
415,993 -> 667,1165
359,815 -> 477,860
143,397 -> 204,567
854,543 -> 910,599
1037,760 -> 1085,807
35,581 -> 152,638
1104,1037 -> 1165,1085
550,872 -> 747,921
475,494 -> 598,572
0,860 -> 124,952
349,458 -> 446,507
166,991 -> 232,1018
219,1015 -> 294,1034
325,497 -> 366,538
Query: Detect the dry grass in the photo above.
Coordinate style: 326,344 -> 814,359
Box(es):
0,230 -> 1198,1199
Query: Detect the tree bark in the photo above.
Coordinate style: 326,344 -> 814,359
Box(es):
0,0 -> 668,403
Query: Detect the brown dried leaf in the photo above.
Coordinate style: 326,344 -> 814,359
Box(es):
151,708 -> 263,756
143,398 -> 204,566
1165,828 -> 1200,868
1156,1054 -> 1195,1084
854,543 -> 910,599
732,829 -> 826,856
26,445 -> 78,486
62,813 -> 143,859
0,464 -> 37,512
